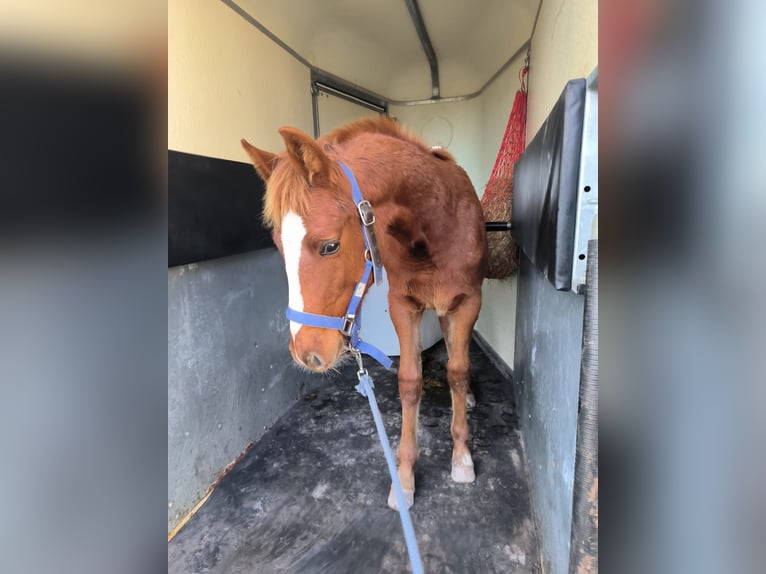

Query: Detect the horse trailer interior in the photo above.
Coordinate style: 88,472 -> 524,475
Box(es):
168,1 -> 598,573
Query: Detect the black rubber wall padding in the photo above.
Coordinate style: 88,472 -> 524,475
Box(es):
569,239 -> 598,573
512,79 -> 586,291
168,150 -> 274,267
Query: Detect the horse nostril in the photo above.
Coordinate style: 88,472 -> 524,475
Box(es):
303,352 -> 325,371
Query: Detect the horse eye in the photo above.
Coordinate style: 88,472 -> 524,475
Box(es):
319,241 -> 340,256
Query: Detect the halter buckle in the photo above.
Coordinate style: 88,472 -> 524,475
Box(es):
357,200 -> 375,227
341,314 -> 355,336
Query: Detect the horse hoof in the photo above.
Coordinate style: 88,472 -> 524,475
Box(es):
451,455 -> 476,483
387,486 -> 414,510
466,392 -> 476,409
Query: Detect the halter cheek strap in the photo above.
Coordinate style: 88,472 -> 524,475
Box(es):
339,161 -> 384,285
284,162 -> 393,370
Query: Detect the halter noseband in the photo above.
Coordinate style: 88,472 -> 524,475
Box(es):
284,162 -> 393,369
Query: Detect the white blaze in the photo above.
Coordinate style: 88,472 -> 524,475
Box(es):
281,211 -> 306,338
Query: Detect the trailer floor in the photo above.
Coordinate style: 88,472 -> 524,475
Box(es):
168,338 -> 540,573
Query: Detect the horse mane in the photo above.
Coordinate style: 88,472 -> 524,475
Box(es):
263,117 -> 454,229
325,117 -> 455,162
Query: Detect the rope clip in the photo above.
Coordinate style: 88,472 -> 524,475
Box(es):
349,348 -> 373,397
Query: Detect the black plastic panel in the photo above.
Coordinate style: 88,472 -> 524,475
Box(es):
512,79 -> 586,291
168,150 -> 274,267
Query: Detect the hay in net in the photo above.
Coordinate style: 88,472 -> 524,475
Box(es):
481,67 -> 528,279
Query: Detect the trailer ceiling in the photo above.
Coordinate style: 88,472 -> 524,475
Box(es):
228,0 -> 539,102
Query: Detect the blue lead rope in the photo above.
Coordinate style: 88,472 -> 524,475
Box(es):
354,354 -> 424,574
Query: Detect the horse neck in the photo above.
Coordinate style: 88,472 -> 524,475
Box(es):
335,154 -> 426,272
334,138 -> 417,210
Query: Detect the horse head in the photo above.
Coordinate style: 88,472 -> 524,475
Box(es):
242,128 -> 367,372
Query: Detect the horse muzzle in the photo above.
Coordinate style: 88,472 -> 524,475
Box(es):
289,328 -> 345,373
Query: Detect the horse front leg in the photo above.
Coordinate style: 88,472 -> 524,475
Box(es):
387,297 -> 423,510
440,293 -> 481,483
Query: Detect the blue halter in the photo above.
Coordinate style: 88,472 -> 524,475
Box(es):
285,162 -> 393,370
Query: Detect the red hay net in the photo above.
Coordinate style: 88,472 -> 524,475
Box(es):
481,66 -> 528,278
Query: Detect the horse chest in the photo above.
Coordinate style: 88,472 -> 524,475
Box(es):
386,272 -> 465,316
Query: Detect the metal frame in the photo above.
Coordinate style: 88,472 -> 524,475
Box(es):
405,0 -> 440,99
310,70 -> 388,138
570,68 -> 598,294
219,0 -> 541,107
391,41 -> 530,106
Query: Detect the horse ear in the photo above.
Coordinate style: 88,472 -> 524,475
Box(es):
241,139 -> 278,182
278,127 -> 330,185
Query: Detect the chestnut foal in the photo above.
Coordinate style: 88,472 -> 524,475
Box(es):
242,118 -> 487,509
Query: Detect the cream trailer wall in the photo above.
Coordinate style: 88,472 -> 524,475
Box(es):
168,0 -> 313,160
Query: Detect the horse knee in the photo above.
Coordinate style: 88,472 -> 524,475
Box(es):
398,377 -> 422,407
447,364 -> 470,395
